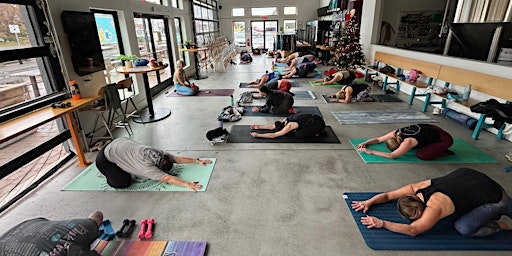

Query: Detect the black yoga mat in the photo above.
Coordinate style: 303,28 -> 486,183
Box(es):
239,81 -> 299,88
242,106 -> 322,117
321,94 -> 402,103
227,125 -> 340,143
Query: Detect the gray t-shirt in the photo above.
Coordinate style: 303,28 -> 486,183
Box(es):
0,218 -> 100,256
103,138 -> 175,180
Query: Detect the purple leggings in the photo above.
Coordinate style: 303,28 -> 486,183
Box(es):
416,126 -> 453,160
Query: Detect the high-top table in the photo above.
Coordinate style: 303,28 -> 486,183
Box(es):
181,47 -> 209,80
116,65 -> 171,123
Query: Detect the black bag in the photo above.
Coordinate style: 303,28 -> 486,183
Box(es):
470,99 -> 512,128
206,127 -> 229,141
379,65 -> 396,75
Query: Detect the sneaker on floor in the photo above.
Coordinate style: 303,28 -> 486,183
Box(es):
506,152 -> 512,162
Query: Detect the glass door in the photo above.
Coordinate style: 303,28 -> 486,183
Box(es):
251,21 -> 278,51
134,15 -> 174,95
264,21 -> 278,51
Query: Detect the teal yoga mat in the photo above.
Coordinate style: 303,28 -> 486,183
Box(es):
331,110 -> 437,124
343,192 -> 512,250
62,159 -> 216,192
349,138 -> 497,163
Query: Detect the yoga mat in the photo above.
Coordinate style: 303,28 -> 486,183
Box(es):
93,239 -> 207,256
242,106 -> 322,117
321,94 -> 403,103
348,138 -> 498,163
278,69 -> 322,78
166,89 -> 234,97
274,62 -> 287,67
310,81 -> 342,87
239,81 -> 300,88
343,192 -> 512,250
227,125 -> 340,143
292,90 -> 316,100
331,110 -> 437,125
61,159 -> 216,191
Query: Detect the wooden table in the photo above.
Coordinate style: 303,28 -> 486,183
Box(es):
316,45 -> 335,63
117,65 -> 171,123
0,97 -> 99,166
181,47 -> 209,80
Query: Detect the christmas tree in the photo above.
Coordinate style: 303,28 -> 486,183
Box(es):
331,18 -> 365,69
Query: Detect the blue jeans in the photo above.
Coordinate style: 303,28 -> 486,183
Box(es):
175,83 -> 196,96
454,191 -> 512,236
265,73 -> 282,90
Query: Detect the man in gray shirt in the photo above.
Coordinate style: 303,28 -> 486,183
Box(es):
96,138 -> 211,191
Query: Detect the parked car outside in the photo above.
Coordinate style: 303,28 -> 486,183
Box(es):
234,33 -> 246,47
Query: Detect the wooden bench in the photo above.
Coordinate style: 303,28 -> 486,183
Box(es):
365,51 -> 442,105
427,65 -> 512,139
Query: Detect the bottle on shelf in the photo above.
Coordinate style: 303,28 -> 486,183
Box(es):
69,80 -> 81,100
462,84 -> 471,101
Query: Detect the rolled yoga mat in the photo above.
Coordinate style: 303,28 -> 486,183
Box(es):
343,192 -> 512,250
226,125 -> 340,143
441,108 -> 477,130
348,138 -> 497,163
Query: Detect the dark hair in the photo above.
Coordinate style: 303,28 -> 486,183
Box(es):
156,154 -> 174,171
259,86 -> 270,94
397,195 -> 426,220
274,121 -> 285,131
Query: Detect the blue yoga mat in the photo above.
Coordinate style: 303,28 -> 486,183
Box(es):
343,192 -> 512,250
242,106 -> 322,117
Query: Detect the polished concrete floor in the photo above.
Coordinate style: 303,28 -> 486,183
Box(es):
1,54 -> 512,256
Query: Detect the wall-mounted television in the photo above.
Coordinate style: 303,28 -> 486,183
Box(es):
61,10 -> 105,76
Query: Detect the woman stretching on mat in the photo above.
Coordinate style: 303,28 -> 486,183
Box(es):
315,69 -> 356,85
173,59 -> 198,96
352,167 -> 512,237
251,86 -> 294,114
357,124 -> 453,160
250,113 -> 326,139
246,71 -> 282,89
284,54 -> 317,70
326,83 -> 373,103
95,138 -> 212,191
281,60 -> 322,79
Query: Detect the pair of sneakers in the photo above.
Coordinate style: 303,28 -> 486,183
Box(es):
506,152 -> 512,162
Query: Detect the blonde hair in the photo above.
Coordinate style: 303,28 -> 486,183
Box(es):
176,59 -> 185,67
386,131 -> 403,151
397,195 -> 425,220
335,85 -> 347,99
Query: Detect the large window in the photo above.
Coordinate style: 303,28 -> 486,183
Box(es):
251,7 -> 278,16
233,21 -> 246,47
0,0 -> 69,213
232,8 -> 244,17
93,11 -> 125,85
283,6 -> 297,15
283,20 -> 297,34
192,0 -> 219,46
174,17 -> 187,64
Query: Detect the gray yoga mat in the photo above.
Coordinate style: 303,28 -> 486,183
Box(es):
331,110 -> 437,124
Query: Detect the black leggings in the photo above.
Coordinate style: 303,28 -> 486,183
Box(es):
96,147 -> 132,188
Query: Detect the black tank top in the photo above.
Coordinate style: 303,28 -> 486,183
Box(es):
286,113 -> 316,130
345,83 -> 369,96
417,168 -> 503,217
397,124 -> 440,148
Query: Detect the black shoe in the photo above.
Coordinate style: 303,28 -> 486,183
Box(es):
446,149 -> 455,155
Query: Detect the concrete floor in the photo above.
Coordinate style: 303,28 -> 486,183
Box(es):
1,54 -> 512,256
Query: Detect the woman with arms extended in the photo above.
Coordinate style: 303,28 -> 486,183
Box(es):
351,167 -> 512,237
357,123 -> 453,160
250,113 -> 326,139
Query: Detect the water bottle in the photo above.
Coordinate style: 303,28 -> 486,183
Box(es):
271,61 -> 275,71
462,84 -> 471,101
69,80 -> 81,100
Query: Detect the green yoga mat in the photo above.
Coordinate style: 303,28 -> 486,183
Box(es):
349,138 -> 497,163
62,159 -> 216,191
310,81 -> 343,87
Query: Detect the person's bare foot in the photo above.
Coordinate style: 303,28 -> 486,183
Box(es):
88,210 -> 103,227
498,215 -> 512,230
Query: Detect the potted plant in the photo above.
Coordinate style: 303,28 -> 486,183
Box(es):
115,54 -> 139,69
184,40 -> 192,49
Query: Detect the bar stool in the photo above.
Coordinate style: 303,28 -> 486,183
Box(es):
116,77 -> 144,124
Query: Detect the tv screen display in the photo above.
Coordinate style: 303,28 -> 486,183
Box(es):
61,11 -> 105,76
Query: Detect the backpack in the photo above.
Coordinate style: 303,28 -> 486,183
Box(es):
379,65 -> 395,75
408,69 -> 421,82
206,127 -> 229,142
218,106 -> 244,122
237,91 -> 253,104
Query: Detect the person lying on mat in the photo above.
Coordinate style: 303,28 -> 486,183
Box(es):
250,113 -> 326,139
251,86 -> 295,114
0,210 -> 104,255
95,138 -> 212,191
173,59 -> 198,96
315,69 -> 356,85
357,123 -> 454,160
326,83 -> 373,103
284,54 -> 316,70
252,79 -> 293,99
246,71 -> 282,88
352,167 -> 512,237
276,51 -> 301,63
281,60 -> 322,79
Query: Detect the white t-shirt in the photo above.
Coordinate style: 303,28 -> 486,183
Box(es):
103,138 -> 175,180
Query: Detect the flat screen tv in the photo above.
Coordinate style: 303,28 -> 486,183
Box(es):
61,11 -> 105,76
